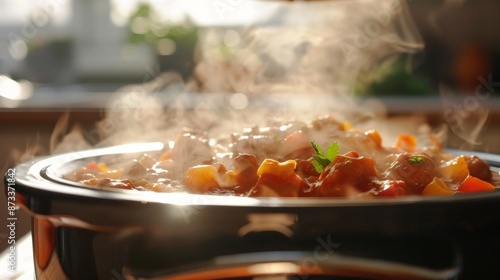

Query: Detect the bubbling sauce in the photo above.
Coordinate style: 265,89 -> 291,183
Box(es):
66,116 -> 497,198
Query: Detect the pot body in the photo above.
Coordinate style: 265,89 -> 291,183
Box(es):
31,216 -> 138,280
6,144 -> 500,279
25,196 -> 500,280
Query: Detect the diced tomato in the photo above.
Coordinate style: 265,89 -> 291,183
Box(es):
458,175 -> 495,193
375,180 -> 407,197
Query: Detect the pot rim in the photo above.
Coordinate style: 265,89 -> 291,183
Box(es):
11,142 -> 500,208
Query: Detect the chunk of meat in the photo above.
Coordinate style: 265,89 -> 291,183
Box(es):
121,160 -> 147,179
295,158 -> 320,183
278,131 -> 316,160
230,127 -> 282,164
230,121 -> 309,163
385,153 -> 437,194
233,154 -> 260,194
312,152 -> 379,197
169,129 -> 215,179
464,155 -> 492,182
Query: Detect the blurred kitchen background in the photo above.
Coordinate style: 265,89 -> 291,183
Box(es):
1,0 -> 500,251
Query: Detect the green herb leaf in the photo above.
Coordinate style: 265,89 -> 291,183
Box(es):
408,156 -> 424,164
311,141 -> 323,155
311,159 -> 325,174
310,141 -> 339,173
325,142 -> 339,160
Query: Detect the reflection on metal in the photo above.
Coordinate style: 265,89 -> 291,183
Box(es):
125,250 -> 460,280
34,251 -> 68,280
238,213 -> 297,237
33,217 -> 68,280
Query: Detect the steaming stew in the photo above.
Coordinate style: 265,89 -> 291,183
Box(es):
67,116 -> 497,198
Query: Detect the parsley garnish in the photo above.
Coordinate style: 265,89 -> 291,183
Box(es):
311,141 -> 339,173
408,156 -> 424,164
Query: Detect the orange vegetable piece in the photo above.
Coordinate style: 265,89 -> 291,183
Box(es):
458,175 -> 495,193
185,164 -> 237,192
251,159 -> 308,197
85,161 -> 98,169
103,169 -> 122,179
439,156 -> 469,183
365,129 -> 382,149
395,134 -> 417,152
97,162 -> 109,172
422,177 -> 454,196
160,150 -> 173,161
257,159 -> 297,177
340,121 -> 353,131
185,165 -> 219,193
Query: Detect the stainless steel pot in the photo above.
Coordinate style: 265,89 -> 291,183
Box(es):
5,143 -> 500,279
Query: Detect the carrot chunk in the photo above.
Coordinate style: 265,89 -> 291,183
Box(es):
458,175 -> 495,193
395,134 -> 417,152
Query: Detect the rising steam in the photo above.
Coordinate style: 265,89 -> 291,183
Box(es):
51,0 -> 434,154
192,0 -> 423,95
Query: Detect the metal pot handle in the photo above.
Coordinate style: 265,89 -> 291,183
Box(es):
124,250 -> 460,280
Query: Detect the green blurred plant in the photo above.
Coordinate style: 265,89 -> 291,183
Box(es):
126,3 -> 198,49
354,56 -> 433,96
